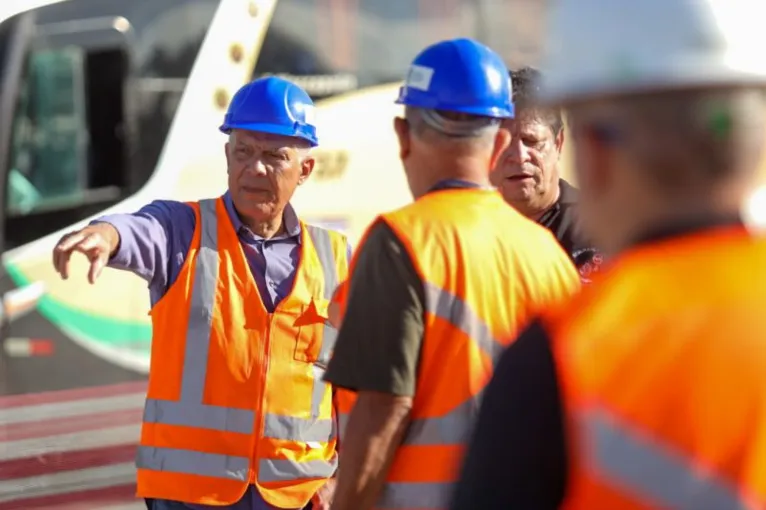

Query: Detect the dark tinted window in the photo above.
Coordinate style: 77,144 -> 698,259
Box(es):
252,0 -> 476,99
2,0 -> 220,248
252,0 -> 546,100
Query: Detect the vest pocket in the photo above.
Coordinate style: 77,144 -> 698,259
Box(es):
293,297 -> 336,368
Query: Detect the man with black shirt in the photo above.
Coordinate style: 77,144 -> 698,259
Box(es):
491,67 -> 602,280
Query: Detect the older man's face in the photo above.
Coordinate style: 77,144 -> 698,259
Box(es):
225,129 -> 313,222
491,111 -> 563,216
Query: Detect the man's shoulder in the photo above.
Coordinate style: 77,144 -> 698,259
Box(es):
96,199 -> 195,227
302,222 -> 350,243
351,216 -> 400,246
146,198 -> 197,214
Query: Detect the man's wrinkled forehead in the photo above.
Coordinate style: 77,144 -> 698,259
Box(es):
502,110 -> 550,131
230,129 -> 307,150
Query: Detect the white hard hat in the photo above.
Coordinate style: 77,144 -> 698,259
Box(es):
539,0 -> 766,105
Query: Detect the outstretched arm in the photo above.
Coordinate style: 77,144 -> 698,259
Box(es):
92,200 -> 195,291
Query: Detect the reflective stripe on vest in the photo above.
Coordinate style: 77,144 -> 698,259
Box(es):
376,282 -> 506,508
137,199 -> 341,483
581,410 -> 756,510
305,223 -> 345,446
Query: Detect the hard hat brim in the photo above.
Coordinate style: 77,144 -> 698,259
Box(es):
539,67 -> 766,108
219,121 -> 319,147
395,96 -> 514,119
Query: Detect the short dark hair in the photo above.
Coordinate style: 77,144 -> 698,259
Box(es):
510,67 -> 564,135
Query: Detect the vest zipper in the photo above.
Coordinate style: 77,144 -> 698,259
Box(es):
251,312 -> 274,484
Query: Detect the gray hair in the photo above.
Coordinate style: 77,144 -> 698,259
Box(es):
405,106 -> 500,148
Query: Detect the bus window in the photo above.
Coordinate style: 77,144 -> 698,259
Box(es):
251,0 -> 543,101
9,48 -> 91,215
252,0 -> 480,100
2,0 -> 220,250
6,42 -> 128,248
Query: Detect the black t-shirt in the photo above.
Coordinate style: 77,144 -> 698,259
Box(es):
538,179 -> 603,282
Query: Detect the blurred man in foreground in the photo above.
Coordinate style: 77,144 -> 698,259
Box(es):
452,0 -> 766,508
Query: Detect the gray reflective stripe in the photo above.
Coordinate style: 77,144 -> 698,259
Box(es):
400,285 -> 501,447
583,410 -> 754,510
143,398 -> 253,434
263,413 -> 335,442
376,481 -> 453,509
338,412 -> 349,438
375,286 -> 497,507
136,445 -> 249,481
140,199 -> 256,480
305,224 -> 339,365
404,396 -> 479,446
143,199 -> 255,433
305,225 -> 341,420
258,457 -> 338,483
305,225 -> 339,300
423,282 -> 505,363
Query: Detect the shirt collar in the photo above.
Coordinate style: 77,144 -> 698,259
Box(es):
557,179 -> 579,204
223,191 -> 302,241
428,179 -> 491,193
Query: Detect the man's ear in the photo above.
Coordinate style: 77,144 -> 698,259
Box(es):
489,127 -> 512,171
297,155 -> 315,185
555,128 -> 565,157
224,142 -> 231,173
393,117 -> 410,160
576,125 -> 613,195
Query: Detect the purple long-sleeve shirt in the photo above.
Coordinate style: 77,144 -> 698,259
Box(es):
95,191 -> 351,311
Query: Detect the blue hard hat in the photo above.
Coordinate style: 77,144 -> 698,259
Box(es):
220,76 -> 318,146
396,38 -> 514,119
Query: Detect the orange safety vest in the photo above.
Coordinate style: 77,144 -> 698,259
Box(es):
543,225 -> 766,510
339,188 -> 579,509
136,197 -> 348,508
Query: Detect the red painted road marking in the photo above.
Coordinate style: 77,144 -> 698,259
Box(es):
0,483 -> 139,510
0,381 -> 147,408
2,408 -> 142,442
0,444 -> 137,480
0,384 -> 146,508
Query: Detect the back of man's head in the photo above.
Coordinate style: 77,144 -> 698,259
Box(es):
566,87 -> 766,254
396,106 -> 509,198
578,88 -> 766,191
404,106 -> 500,150
394,38 -> 514,197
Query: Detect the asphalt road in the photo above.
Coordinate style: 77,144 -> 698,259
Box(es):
0,308 -> 146,397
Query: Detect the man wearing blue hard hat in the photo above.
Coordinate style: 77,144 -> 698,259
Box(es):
324,39 -> 579,510
52,76 -> 349,510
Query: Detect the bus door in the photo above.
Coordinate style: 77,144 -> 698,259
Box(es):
0,10 -> 41,391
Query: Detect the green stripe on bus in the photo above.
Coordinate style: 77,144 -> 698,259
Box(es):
4,263 -> 152,347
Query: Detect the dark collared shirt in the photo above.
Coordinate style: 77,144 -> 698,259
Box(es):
538,179 -> 603,282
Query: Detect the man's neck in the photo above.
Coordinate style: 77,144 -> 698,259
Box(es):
427,165 -> 492,192
242,212 -> 285,239
523,186 -> 561,222
608,198 -> 744,256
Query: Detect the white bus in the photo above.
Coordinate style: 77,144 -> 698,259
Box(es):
0,0 -> 763,507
